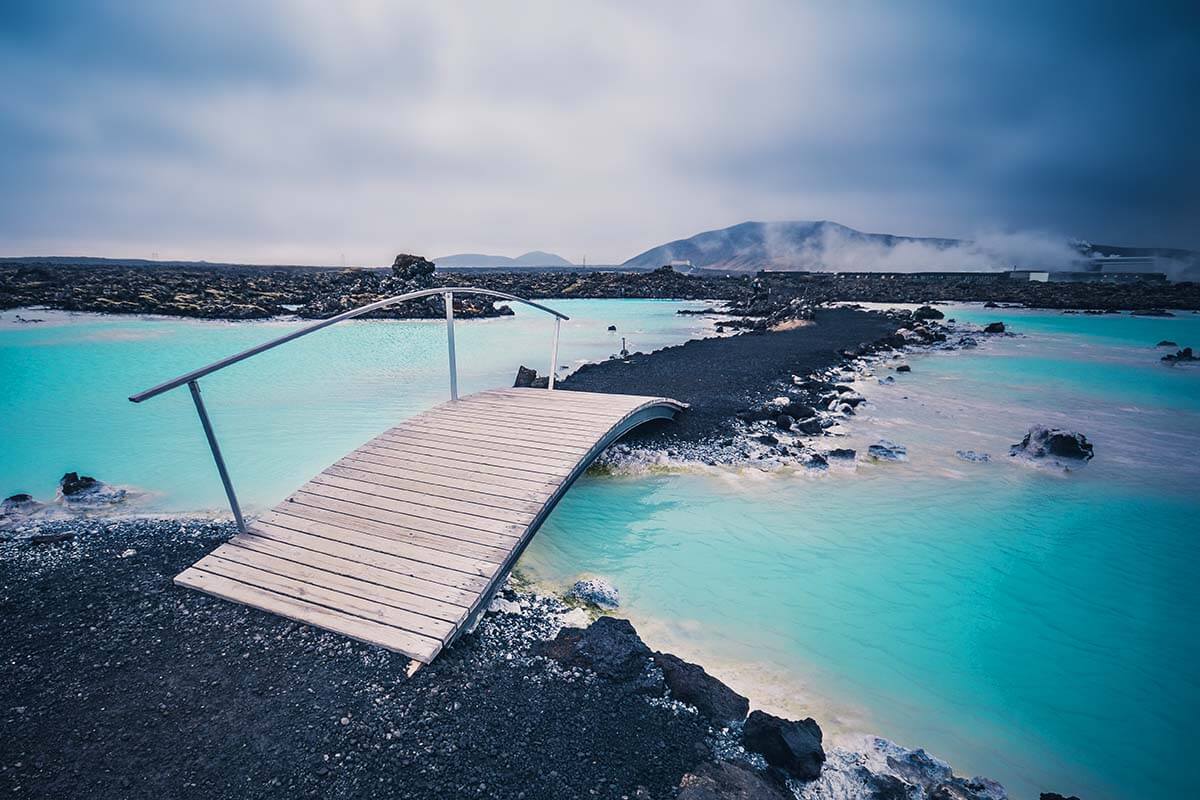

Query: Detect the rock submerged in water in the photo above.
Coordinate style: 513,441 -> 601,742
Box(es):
956,450 -> 991,463
651,652 -> 749,725
827,448 -> 856,460
568,577 -> 620,609
983,321 -> 1006,333
512,365 -> 549,389
1010,426 -> 1094,462
58,472 -> 126,505
868,441 -> 908,462
1161,346 -> 1197,364
913,305 -> 944,321
805,736 -> 1006,800
742,709 -> 826,782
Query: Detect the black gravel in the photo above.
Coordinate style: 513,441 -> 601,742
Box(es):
0,519 -> 713,800
561,307 -> 898,442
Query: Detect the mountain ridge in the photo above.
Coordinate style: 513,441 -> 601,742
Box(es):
434,250 -> 573,268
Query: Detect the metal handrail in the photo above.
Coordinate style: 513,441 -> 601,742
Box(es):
128,287 -> 570,533
129,287 -> 567,403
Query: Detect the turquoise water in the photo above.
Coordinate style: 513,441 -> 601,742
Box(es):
3,301 -> 1197,799
521,306 -> 1200,800
0,299 -> 722,509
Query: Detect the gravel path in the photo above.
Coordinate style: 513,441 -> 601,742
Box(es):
0,519 -> 712,800
561,308 -> 898,442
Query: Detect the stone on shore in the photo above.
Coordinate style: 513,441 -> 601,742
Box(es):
676,761 -> 791,800
651,652 -> 749,725
538,617 -> 651,681
741,709 -> 826,782
1009,426 -> 1094,461
983,322 -> 1006,333
568,578 -> 621,610
826,448 -> 856,460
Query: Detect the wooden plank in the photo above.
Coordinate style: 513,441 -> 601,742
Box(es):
322,463 -> 544,512
356,443 -> 566,484
456,396 -> 637,421
199,548 -> 458,640
264,503 -> 509,566
494,388 -> 675,407
373,429 -> 581,470
242,522 -> 491,590
340,451 -> 557,494
297,481 -> 525,538
387,419 -> 591,457
284,492 -> 517,553
396,411 -> 605,444
313,472 -> 536,526
331,459 -> 548,508
364,437 -> 574,476
241,522 -> 484,597
427,407 -> 614,438
176,568 -> 441,662
464,391 -> 646,416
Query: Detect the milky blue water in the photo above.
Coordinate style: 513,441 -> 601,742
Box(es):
0,299 -> 723,510
2,301 -> 1197,800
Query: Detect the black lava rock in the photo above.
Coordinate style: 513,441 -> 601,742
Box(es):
827,448 -> 856,459
651,652 -> 749,725
676,761 -> 791,800
513,365 -> 539,387
983,322 -> 1006,333
1010,426 -> 1094,461
539,617 -> 651,681
896,364 -> 911,372
59,472 -> 100,496
775,414 -> 794,431
741,710 -> 825,781
913,305 -> 945,321
1156,340 -> 1178,347
391,253 -> 435,282
1040,794 -> 1082,800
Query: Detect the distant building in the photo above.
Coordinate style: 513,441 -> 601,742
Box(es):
669,259 -> 693,269
1008,267 -> 1166,283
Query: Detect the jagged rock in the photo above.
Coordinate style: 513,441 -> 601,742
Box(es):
1010,426 -> 1093,461
896,365 -> 911,372
607,324 -> 617,331
58,472 -> 126,504
513,365 -> 540,387
391,253 -> 435,282
983,322 -> 1005,334
1156,340 -> 1178,347
742,710 -> 825,782
827,448 -> 856,460
1162,346 -> 1197,363
1040,794 -> 1081,800
868,441 -> 908,462
2,493 -> 40,513
538,617 -> 650,681
59,472 -> 99,496
913,306 -> 944,321
677,761 -> 791,800
568,578 -> 620,609
807,453 -> 829,468
651,652 -> 749,725
957,336 -> 978,348
758,434 -> 779,446
776,414 -> 795,431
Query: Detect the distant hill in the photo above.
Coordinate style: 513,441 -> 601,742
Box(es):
622,220 -> 962,271
434,250 -> 574,268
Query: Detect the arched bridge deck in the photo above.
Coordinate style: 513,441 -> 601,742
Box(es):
175,387 -> 684,663
131,287 -> 684,665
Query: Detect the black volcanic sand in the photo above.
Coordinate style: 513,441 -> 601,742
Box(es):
0,520 -> 712,800
561,307 -> 899,441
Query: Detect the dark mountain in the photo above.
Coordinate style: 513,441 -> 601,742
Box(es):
622,220 -> 962,271
434,250 -> 573,268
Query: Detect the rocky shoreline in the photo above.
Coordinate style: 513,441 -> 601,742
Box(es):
3,256 -> 1197,321
0,517 -> 1071,800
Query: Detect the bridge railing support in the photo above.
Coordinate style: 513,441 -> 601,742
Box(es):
129,287 -> 569,530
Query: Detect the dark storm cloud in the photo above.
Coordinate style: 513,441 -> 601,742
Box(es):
0,1 -> 1196,263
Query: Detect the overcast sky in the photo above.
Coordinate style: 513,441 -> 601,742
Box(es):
2,1 -> 1197,265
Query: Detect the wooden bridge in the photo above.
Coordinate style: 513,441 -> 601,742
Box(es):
130,289 -> 683,665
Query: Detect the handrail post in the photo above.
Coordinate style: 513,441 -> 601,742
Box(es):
444,291 -> 458,400
187,379 -> 246,533
547,317 -> 561,390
